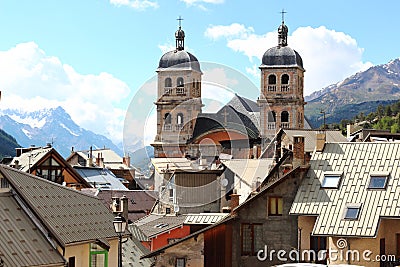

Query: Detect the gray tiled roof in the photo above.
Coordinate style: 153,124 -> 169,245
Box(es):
0,165 -> 119,246
290,142 -> 400,237
135,214 -> 187,238
0,189 -> 65,266
95,190 -> 157,222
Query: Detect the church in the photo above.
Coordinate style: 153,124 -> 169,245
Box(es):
151,18 -> 306,160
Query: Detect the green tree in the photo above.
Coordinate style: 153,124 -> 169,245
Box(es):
385,106 -> 393,117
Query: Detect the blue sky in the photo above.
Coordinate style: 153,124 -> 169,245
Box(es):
0,0 -> 399,144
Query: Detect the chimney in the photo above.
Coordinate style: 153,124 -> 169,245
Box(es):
87,146 -> 93,167
230,190 -> 240,213
123,154 -> 131,167
293,135 -> 305,167
71,147 -> 74,153
120,195 -> 129,224
96,153 -> 101,166
14,160 -> 20,169
316,131 -> 326,152
99,153 -> 105,168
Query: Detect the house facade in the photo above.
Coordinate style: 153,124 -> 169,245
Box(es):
290,142 -> 400,266
0,165 -> 123,267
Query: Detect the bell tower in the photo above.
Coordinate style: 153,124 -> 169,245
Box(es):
152,19 -> 203,158
258,17 -> 305,146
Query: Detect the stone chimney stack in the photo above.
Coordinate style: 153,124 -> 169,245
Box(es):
316,131 -> 326,152
120,195 -> 129,223
123,155 -> 131,167
87,146 -> 93,167
230,190 -> 240,213
293,135 -> 305,168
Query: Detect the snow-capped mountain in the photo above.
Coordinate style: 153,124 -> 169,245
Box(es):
0,106 -> 123,157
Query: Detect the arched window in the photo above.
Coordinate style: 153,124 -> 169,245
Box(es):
267,74 -> 277,92
177,113 -> 184,125
177,77 -> 184,87
267,111 -> 276,122
281,111 -> 289,122
268,74 -> 276,84
281,74 -> 289,84
165,77 -> 172,87
164,113 -> 171,124
281,74 -> 290,92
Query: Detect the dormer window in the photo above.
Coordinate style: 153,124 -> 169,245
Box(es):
344,204 -> 362,220
321,172 -> 342,189
369,173 -> 389,189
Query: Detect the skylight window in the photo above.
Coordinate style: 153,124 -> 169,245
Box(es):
321,174 -> 342,188
369,175 -> 388,189
344,204 -> 361,220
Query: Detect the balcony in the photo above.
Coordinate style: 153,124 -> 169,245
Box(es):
280,122 -> 290,129
163,124 -> 172,131
164,87 -> 173,95
176,88 -> 186,96
267,85 -> 276,92
281,85 -> 290,92
175,124 -> 184,131
267,123 -> 276,130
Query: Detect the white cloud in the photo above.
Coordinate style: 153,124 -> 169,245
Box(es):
205,23 -> 254,40
109,0 -> 158,10
181,0 -> 224,10
0,42 -> 131,142
205,23 -> 373,95
158,43 -> 175,54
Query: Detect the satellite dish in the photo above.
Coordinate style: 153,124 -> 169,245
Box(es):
221,178 -> 228,187
174,205 -> 180,213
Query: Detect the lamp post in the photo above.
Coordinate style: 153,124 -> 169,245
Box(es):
113,213 -> 127,267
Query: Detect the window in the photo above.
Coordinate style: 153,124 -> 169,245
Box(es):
176,258 -> 185,267
89,243 -> 108,267
267,111 -> 276,122
310,236 -> 327,263
369,175 -> 388,189
177,113 -> 184,125
281,74 -> 289,84
165,77 -> 172,87
36,157 -> 64,184
281,111 -> 289,122
268,196 -> 283,216
241,223 -> 263,256
322,174 -> 342,188
164,113 -> 171,124
68,257 -> 75,267
268,74 -> 276,84
344,204 -> 361,220
177,77 -> 184,87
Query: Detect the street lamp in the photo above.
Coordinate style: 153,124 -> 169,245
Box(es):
113,213 -> 127,267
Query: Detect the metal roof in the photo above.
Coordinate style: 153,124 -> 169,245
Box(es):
282,129 -> 347,152
151,158 -> 194,174
0,165 -> 119,246
261,46 -> 304,69
184,213 -> 229,225
10,146 -> 53,172
158,50 -> 201,72
0,189 -> 66,267
135,214 -> 187,238
222,159 -> 274,203
290,142 -> 400,237
74,166 -> 128,190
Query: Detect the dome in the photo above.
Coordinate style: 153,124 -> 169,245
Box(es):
175,28 -> 185,38
158,50 -> 201,72
261,46 -> 303,69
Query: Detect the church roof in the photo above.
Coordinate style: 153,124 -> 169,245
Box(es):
261,46 -> 303,69
260,20 -> 304,70
158,50 -> 201,72
191,95 -> 260,141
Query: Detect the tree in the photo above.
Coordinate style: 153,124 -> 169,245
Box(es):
385,106 -> 393,117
